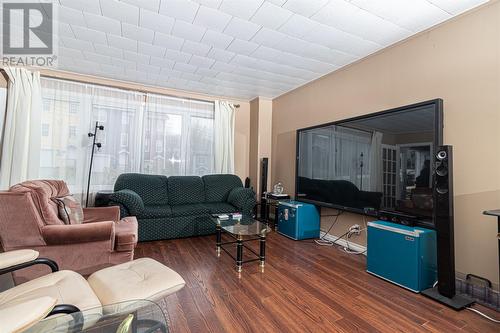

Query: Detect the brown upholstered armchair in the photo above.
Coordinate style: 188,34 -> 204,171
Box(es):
0,180 -> 138,284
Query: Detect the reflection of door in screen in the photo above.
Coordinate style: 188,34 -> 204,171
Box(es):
382,144 -> 397,209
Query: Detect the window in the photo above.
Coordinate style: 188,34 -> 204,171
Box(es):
39,78 -> 215,196
42,123 -> 50,136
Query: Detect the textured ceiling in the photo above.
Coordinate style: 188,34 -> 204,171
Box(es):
11,0 -> 490,100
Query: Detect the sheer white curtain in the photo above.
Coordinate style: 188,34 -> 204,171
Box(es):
143,94 -> 215,176
0,68 -> 42,189
214,100 -> 235,174
369,131 -> 383,192
39,78 -> 217,199
40,78 -> 144,198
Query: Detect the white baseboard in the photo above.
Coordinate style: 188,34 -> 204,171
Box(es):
319,231 -> 367,255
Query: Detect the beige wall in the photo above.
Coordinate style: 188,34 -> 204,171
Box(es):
0,68 -> 251,180
272,2 -> 500,287
249,97 -> 273,195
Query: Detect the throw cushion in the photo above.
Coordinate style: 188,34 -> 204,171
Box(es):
114,173 -> 169,206
52,195 -> 84,224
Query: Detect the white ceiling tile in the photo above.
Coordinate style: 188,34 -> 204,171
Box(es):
207,48 -> 236,62
192,0 -> 222,9
278,14 -> 320,38
83,51 -> 113,65
182,40 -> 212,56
121,0 -> 161,12
71,25 -> 107,44
302,24 -> 380,56
138,42 -> 166,57
351,0 -> 450,32
137,63 -> 162,73
122,23 -> 155,43
251,28 -> 286,47
165,49 -> 193,62
107,34 -> 138,51
60,37 -> 93,51
283,0 -> 329,18
100,0 -> 140,25
60,0 -> 101,15
58,6 -> 87,26
150,56 -> 175,68
160,0 -> 200,23
58,22 -> 75,38
181,72 -> 203,81
231,54 -> 258,67
193,6 -> 232,32
211,61 -> 237,73
311,0 -> 411,45
251,45 -> 283,62
189,55 -> 215,68
93,43 -> 124,58
250,2 -> 292,29
196,67 -> 218,77
227,39 -> 259,55
140,9 -> 175,33
84,13 -> 122,35
171,20 -> 206,42
223,17 -> 261,41
267,0 -> 287,5
153,32 -> 184,50
112,58 -> 137,69
174,62 -> 199,73
219,0 -> 264,20
100,63 -> 125,75
201,30 -> 234,49
59,47 -> 83,59
123,50 -> 150,64
428,0 -> 487,15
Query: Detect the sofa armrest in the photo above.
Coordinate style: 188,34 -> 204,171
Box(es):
227,188 -> 256,216
109,190 -> 144,216
83,206 -> 120,223
0,249 -> 39,270
42,221 -> 115,246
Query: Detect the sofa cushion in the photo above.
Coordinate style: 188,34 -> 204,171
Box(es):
114,173 -> 169,206
138,205 -> 172,219
202,174 -> 243,203
202,202 -> 239,214
168,176 -> 205,205
171,204 -> 209,217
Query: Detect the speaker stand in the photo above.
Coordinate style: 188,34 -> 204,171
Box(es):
421,287 -> 474,310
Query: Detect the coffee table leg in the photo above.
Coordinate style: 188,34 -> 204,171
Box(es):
236,236 -> 243,272
216,224 -> 221,257
259,234 -> 266,268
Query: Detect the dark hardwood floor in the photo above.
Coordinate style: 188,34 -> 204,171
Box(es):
135,233 -> 498,333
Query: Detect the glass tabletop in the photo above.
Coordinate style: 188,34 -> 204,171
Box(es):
212,215 -> 271,236
24,300 -> 168,333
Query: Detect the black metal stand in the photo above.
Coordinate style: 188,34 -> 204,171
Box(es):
85,122 -> 104,207
421,287 -> 474,310
236,237 -> 243,273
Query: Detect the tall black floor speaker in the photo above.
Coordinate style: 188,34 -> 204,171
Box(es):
421,145 -> 474,310
259,158 -> 269,219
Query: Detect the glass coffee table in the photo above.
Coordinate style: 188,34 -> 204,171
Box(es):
211,215 -> 271,272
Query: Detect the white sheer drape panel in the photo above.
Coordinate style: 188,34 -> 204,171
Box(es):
143,94 -> 215,176
0,68 -> 42,189
214,101 -> 235,174
39,78 -> 216,198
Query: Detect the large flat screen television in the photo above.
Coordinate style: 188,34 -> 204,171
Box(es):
296,99 -> 443,224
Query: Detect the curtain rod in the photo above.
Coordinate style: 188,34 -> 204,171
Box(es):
1,69 -> 240,108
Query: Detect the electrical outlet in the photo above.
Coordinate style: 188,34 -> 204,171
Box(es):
349,224 -> 361,235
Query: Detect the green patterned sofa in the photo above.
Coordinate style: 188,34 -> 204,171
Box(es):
108,174 -> 256,242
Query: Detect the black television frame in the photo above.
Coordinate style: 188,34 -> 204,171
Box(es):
295,98 -> 444,217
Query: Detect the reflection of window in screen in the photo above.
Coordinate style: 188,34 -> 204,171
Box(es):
0,88 -> 6,140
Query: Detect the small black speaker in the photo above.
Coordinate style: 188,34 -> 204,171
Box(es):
260,158 -> 269,219
433,145 -> 455,298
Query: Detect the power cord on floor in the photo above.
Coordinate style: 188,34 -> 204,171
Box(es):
315,211 -> 345,246
466,306 -> 500,323
342,227 -> 367,255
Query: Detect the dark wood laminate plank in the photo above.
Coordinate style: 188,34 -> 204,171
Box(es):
136,233 -> 498,333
